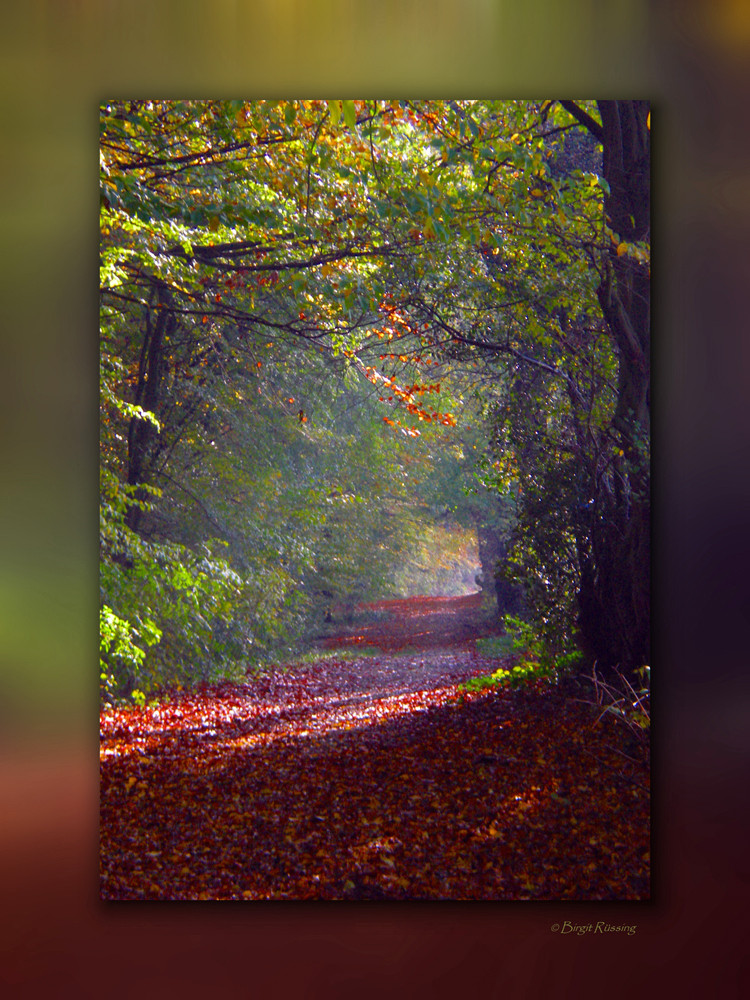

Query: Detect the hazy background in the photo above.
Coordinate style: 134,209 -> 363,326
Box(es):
0,0 -> 747,993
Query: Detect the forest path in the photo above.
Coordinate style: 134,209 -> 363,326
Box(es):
320,591 -> 503,653
100,594 -> 650,901
100,594 -> 505,761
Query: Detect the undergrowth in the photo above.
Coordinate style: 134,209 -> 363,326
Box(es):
463,616 -> 585,694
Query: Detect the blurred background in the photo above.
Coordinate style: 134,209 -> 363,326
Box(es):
0,0 -> 747,992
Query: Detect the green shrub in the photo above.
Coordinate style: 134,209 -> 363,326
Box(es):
460,658 -> 553,694
462,615 -> 584,696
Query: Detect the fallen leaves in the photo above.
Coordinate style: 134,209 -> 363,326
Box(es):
100,596 -> 649,901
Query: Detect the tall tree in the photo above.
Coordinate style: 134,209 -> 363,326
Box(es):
100,99 -> 649,703
371,99 -> 650,673
99,100 -> 480,699
558,100 -> 650,671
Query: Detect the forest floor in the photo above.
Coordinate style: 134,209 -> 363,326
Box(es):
100,594 -> 650,900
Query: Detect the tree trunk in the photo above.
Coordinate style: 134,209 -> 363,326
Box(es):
580,101 -> 650,673
475,520 -> 525,620
125,291 -> 174,532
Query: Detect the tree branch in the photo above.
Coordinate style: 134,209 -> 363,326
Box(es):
557,101 -> 604,143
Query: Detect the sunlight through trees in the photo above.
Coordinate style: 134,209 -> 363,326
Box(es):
100,99 -> 649,703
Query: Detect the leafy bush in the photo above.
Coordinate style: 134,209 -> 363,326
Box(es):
461,658 -> 553,694
99,604 -> 162,704
462,616 -> 584,696
100,491 -> 304,702
554,649 -> 586,673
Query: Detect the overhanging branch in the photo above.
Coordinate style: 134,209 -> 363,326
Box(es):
557,101 -> 604,144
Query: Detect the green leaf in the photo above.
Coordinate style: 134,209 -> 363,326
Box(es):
342,101 -> 357,130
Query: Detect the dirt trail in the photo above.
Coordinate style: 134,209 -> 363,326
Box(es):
100,592 -> 650,901
320,591 -> 503,654
100,594 -> 506,761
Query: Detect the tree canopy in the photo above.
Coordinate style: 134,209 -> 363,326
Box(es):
100,99 -> 650,703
